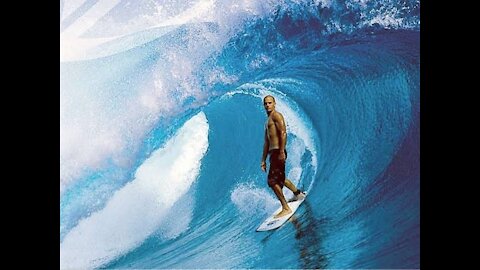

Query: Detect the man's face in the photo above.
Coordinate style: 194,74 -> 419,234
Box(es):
263,97 -> 275,113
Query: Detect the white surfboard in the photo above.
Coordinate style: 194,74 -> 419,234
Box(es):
256,193 -> 307,232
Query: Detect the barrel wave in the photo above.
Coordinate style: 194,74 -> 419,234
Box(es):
60,0 -> 420,269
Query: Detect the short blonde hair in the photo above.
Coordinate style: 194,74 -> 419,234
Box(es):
263,95 -> 276,102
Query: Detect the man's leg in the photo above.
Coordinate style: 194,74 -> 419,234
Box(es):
284,179 -> 299,193
284,179 -> 305,201
272,184 -> 292,218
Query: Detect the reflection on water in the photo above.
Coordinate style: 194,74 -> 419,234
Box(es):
290,201 -> 329,269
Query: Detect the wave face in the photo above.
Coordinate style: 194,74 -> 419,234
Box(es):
60,0 -> 420,269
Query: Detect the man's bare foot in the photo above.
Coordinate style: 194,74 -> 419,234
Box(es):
274,208 -> 292,218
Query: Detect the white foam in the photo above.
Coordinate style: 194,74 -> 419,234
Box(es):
155,192 -> 194,240
230,182 -> 278,217
60,0 -> 281,62
286,136 -> 306,182
60,0 -> 213,61
60,112 -> 209,269
60,1 -> 285,193
60,82 -> 166,194
366,11 -> 405,29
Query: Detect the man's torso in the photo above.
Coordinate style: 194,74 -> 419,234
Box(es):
266,112 -> 281,151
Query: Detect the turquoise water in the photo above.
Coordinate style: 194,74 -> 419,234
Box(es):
60,0 -> 419,268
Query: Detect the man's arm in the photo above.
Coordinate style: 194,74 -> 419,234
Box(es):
273,112 -> 287,160
261,129 -> 269,171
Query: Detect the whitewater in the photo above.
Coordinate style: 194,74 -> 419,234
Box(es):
60,0 -> 420,269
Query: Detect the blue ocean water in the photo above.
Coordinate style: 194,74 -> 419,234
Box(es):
60,0 -> 420,269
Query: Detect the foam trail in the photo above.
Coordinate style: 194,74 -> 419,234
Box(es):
60,112 -> 209,269
231,182 -> 278,217
286,137 -> 306,186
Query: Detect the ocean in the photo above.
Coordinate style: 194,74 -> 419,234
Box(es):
60,0 -> 420,268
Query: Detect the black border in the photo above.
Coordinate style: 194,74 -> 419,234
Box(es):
13,0 -> 437,268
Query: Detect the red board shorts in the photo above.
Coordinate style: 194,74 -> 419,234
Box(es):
268,149 -> 287,188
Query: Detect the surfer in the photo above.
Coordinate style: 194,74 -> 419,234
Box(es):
260,95 -> 305,218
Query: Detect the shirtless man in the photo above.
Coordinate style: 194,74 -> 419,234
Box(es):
260,95 -> 305,218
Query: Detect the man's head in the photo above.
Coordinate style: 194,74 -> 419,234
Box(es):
263,95 -> 276,114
